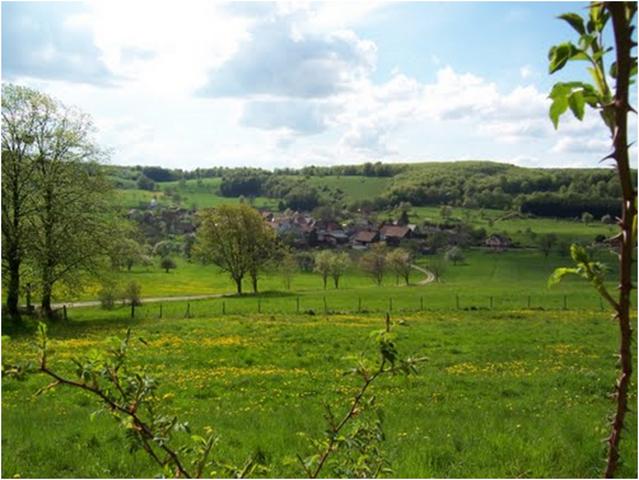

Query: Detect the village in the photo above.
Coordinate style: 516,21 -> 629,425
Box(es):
125,198 -> 514,255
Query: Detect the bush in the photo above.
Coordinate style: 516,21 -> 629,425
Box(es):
98,284 -> 118,310
160,256 -> 177,273
123,281 -> 142,306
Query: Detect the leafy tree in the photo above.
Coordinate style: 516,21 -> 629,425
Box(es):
160,257 -> 176,273
123,281 -> 141,306
360,244 -> 387,286
279,251 -> 298,290
314,250 -> 333,290
386,248 -> 413,285
295,251 -> 315,272
428,257 -> 447,282
1,84 -> 41,322
182,233 -> 196,259
581,211 -> 594,224
195,204 -> 274,295
537,233 -> 558,259
136,174 -> 155,191
19,88 -> 116,318
110,238 -> 145,272
547,4 -> 637,476
444,246 -> 464,266
329,252 -> 350,289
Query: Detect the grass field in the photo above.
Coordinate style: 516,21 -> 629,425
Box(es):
53,249 -> 627,312
2,310 -> 636,478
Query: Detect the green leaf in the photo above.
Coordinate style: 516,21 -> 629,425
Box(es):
568,90 -> 585,120
570,244 -> 589,264
549,95 -> 569,129
558,13 -> 585,35
548,43 -> 577,74
548,267 -> 579,287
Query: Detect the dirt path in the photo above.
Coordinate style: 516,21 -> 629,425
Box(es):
411,264 -> 436,285
55,266 -> 435,309
52,293 -> 227,309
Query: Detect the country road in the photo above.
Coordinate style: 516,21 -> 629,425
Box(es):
52,293 -> 227,309
54,266 -> 435,309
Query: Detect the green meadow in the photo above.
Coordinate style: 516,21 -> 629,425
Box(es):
2,310 -> 636,478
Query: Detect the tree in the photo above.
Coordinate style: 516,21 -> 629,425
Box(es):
314,250 -> 333,289
137,174 -> 155,191
547,4 -> 637,476
123,281 -> 141,306
537,233 -> 558,259
386,248 -> 413,285
329,252 -> 350,289
601,213 -> 614,224
581,211 -> 594,224
428,257 -> 447,282
440,205 -> 453,221
13,86 -> 117,318
160,257 -> 176,273
2,84 -> 41,322
279,251 -> 298,290
444,246 -> 464,266
360,244 -> 387,286
195,204 -> 274,295
110,238 -> 145,272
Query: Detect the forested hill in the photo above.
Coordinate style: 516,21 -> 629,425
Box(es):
108,161 -> 636,219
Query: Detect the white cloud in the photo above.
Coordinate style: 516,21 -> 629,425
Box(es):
519,65 -> 533,79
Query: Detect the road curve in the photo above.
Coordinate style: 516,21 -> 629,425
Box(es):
411,264 -> 436,285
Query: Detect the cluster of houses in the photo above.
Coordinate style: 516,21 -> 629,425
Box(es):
260,210 -> 513,252
125,201 -> 513,253
261,210 -> 416,249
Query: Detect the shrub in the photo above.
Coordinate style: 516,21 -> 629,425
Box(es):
123,281 -> 142,306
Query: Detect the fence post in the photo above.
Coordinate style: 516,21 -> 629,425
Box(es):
296,296 -> 300,314
63,305 -> 68,322
358,297 -> 362,313
489,296 -> 493,309
222,301 -> 226,315
185,303 -> 191,318
159,304 -> 163,319
563,295 -> 567,310
455,295 -> 460,310
258,298 -> 261,314
420,296 -> 424,312
131,302 -> 135,319
323,296 -> 327,314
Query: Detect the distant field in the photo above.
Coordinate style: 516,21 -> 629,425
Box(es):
3,310 -> 636,478
283,175 -> 392,202
51,249 -> 631,316
409,206 -> 614,245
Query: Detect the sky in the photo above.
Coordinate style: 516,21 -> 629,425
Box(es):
2,1 -> 636,171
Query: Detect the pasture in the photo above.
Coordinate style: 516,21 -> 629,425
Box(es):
2,310 -> 636,478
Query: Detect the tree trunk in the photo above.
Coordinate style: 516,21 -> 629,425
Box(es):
6,254 -> 21,322
235,277 -> 243,295
251,274 -> 258,294
604,4 -> 636,478
41,281 -> 53,319
334,276 -> 339,289
323,274 -> 327,290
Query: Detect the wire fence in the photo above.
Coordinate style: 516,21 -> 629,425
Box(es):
63,292 -> 612,323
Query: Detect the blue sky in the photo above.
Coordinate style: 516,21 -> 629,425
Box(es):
2,1 -> 635,170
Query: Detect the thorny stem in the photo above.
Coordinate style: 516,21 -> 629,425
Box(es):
603,3 -> 636,478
